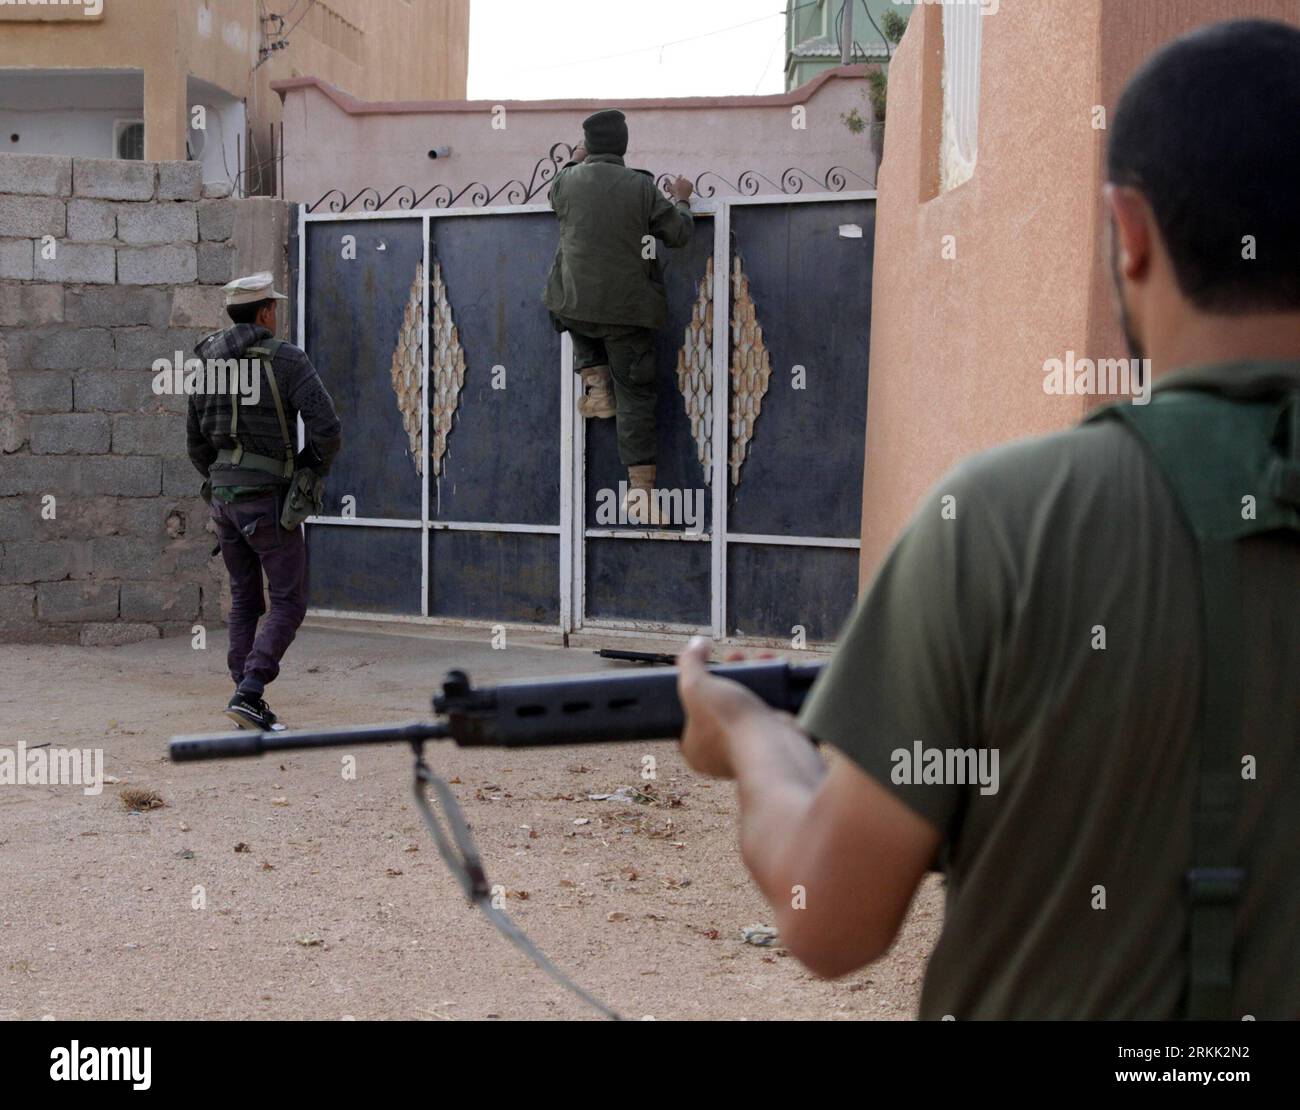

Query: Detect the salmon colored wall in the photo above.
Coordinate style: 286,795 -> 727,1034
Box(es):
860,0 -> 1102,582
861,0 -> 1300,589
274,67 -> 880,211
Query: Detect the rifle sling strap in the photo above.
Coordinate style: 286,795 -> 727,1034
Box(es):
411,755 -> 622,1019
1091,384 -> 1300,1019
1184,539 -> 1244,1020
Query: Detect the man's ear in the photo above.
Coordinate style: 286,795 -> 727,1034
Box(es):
1103,183 -> 1153,286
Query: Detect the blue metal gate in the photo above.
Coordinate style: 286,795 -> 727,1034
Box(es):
298,192 -> 874,644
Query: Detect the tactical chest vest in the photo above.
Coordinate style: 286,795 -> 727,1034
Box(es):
215,339 -> 294,480
1088,378 -> 1300,1020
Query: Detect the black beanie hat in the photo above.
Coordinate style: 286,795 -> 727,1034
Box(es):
582,109 -> 628,156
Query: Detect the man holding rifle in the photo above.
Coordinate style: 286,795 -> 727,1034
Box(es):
677,20 -> 1300,1020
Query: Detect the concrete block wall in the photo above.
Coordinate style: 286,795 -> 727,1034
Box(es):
0,152 -> 292,645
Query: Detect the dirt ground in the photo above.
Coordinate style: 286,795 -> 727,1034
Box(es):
0,620 -> 942,1020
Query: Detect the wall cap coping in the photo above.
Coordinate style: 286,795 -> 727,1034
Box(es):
271,64 -> 872,117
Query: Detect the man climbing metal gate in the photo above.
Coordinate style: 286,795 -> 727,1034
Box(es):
543,108 -> 695,525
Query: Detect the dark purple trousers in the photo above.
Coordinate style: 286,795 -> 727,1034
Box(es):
210,492 -> 307,696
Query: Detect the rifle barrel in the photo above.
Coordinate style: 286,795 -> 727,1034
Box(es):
169,720 -> 449,762
167,661 -> 826,761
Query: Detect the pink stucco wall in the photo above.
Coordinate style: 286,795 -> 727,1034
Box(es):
273,66 -> 879,211
861,0 -> 1300,587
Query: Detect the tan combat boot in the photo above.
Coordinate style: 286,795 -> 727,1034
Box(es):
622,464 -> 662,526
577,365 -> 616,418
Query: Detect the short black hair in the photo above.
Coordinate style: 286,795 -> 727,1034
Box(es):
1107,19 -> 1300,312
226,297 -> 275,325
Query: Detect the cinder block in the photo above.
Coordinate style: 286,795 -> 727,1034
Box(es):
0,153 -> 73,197
160,537 -> 219,574
0,584 -> 38,632
80,621 -> 161,647
117,243 -> 196,285
6,326 -> 112,371
198,200 -> 235,242
66,199 -> 118,241
197,241 -> 235,284
0,195 -> 66,238
76,455 -> 161,497
73,157 -> 156,201
156,388 -> 189,415
169,285 -> 227,328
0,284 -> 64,327
9,370 -> 73,413
162,454 -> 205,498
0,455 -> 78,496
120,581 -> 200,621
0,239 -> 34,280
91,535 -> 161,579
202,181 -> 234,200
158,161 -> 203,202
111,413 -> 187,456
114,326 -> 204,370
51,496 -> 167,542
33,241 -> 115,284
0,538 -> 91,584
73,370 -> 161,413
65,286 -> 168,328
117,202 -> 198,245
0,410 -> 26,456
231,198 -> 290,301
0,498 -> 41,542
37,579 -> 119,622
23,495 -> 160,542
29,412 -> 111,455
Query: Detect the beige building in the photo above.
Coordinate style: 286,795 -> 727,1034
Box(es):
0,0 -> 469,195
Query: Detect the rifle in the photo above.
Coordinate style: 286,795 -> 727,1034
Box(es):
169,659 -> 825,1019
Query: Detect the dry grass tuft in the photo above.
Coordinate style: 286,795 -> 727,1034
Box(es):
119,786 -> 165,812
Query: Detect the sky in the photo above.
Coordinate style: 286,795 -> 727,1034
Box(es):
467,0 -> 794,101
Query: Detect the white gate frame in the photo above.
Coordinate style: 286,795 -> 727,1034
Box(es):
298,190 -> 875,640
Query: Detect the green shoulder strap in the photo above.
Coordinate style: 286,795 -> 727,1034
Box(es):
1087,384 -> 1300,1019
230,339 -> 294,478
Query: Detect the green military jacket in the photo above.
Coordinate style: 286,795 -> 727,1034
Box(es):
543,153 -> 694,330
799,360 -> 1300,1019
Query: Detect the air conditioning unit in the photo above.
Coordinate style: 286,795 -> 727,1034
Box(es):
113,119 -> 145,161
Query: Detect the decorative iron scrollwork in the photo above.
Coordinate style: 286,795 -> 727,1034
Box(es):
306,143 -> 575,214
659,165 -> 873,199
307,149 -> 870,213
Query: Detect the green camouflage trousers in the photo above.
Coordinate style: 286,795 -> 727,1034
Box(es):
556,314 -> 658,466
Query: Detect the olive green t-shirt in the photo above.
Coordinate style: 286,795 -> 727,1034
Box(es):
799,360 -> 1300,1020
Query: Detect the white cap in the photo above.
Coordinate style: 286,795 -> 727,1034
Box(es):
223,271 -> 287,307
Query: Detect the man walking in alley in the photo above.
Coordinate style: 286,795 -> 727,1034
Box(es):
187,272 -> 342,730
